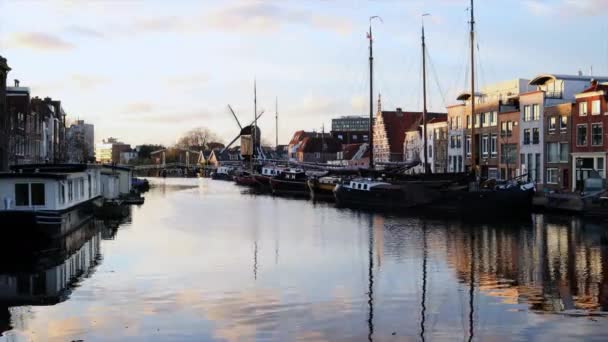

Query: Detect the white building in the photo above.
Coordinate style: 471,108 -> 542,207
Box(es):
67,120 -> 95,163
95,143 -> 112,163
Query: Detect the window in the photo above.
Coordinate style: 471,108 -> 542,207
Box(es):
523,129 -> 530,145
467,115 -> 471,128
560,115 -> 567,131
59,183 -> 65,204
491,135 -> 497,156
456,117 -> 461,129
501,144 -> 517,164
31,183 -> 45,206
449,156 -> 452,170
68,181 -> 73,202
457,135 -> 462,148
592,100 -> 601,115
524,105 -> 531,121
450,136 -> 455,148
598,157 -> 605,177
533,104 -> 540,121
592,123 -> 603,146
314,152 -> 321,159
559,143 -> 569,162
429,145 -> 433,158
547,142 -> 559,163
482,113 -> 489,127
577,124 -> 588,146
488,168 -> 498,180
535,153 -> 541,182
491,112 -> 497,126
532,128 -> 540,144
466,136 -> 471,156
15,184 -> 29,206
548,117 -> 557,132
458,156 -> 462,172
475,114 -> 480,128
482,135 -> 489,156
546,168 -> 558,184
501,122 -> 507,136
579,102 -> 588,116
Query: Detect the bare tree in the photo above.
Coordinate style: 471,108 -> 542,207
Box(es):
175,127 -> 223,150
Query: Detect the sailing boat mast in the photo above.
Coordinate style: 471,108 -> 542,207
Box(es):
368,16 -> 381,170
252,79 -> 257,173
275,97 -> 278,148
422,14 -> 430,175
469,0 -> 477,176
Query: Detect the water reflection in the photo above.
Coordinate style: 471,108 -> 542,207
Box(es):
1,179 -> 607,341
0,219 -> 112,336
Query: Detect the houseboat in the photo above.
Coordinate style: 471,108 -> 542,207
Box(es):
333,178 -> 433,210
211,166 -> 235,181
0,164 -> 103,238
269,168 -> 309,197
234,170 -> 258,187
545,174 -> 608,218
254,165 -> 284,187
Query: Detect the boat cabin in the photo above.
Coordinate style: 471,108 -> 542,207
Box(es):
261,166 -> 283,176
282,168 -> 305,180
101,165 -> 133,195
0,164 -> 102,212
345,178 -> 391,191
216,166 -> 233,175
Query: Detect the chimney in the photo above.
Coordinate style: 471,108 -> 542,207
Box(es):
396,107 -> 402,113
14,79 -> 19,87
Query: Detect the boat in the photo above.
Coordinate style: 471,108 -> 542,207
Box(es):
211,166 -> 235,181
0,164 -> 104,238
307,175 -> 341,200
234,171 -> 259,187
545,173 -> 608,218
254,165 -> 284,187
269,168 -> 309,197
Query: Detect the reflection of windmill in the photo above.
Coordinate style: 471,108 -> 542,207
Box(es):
221,83 -> 265,162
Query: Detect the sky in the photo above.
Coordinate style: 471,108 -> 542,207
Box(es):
1,0 -> 607,147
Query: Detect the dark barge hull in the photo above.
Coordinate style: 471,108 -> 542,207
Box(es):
269,179 -> 309,197
211,173 -> 233,181
428,188 -> 535,218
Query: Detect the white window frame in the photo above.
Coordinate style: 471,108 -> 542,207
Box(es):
580,102 -> 588,116
592,100 -> 601,115
490,134 -> 497,156
591,123 -> 603,146
482,135 -> 489,156
533,104 -> 540,121
546,168 -> 558,184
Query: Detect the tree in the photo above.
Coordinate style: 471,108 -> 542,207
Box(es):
175,127 -> 223,150
137,144 -> 165,160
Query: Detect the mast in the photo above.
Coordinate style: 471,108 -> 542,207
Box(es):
469,0 -> 477,176
275,97 -> 278,149
422,14 -> 429,175
368,21 -> 374,170
253,79 -> 257,173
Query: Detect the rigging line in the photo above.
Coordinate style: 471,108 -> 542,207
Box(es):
425,48 -> 448,110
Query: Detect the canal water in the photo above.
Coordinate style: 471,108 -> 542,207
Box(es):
1,178 -> 608,341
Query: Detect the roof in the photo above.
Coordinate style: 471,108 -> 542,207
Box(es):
580,81 -> 608,94
456,92 -> 485,101
10,164 -> 94,173
528,74 -> 608,86
297,135 -> 342,154
427,117 -> 447,125
288,131 -> 314,146
378,111 -> 446,154
0,172 -> 68,180
341,143 -> 369,160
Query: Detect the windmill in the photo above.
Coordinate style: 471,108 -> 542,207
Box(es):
220,104 -> 264,161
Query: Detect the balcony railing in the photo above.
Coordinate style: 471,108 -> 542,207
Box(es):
545,91 -> 563,99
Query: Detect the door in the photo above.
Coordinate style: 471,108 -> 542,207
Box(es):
563,169 -> 569,190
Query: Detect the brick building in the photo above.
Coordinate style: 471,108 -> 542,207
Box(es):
543,103 -> 573,190
497,110 -> 520,180
571,81 -> 608,190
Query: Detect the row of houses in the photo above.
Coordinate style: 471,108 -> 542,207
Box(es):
0,55 -> 94,171
373,73 -> 608,192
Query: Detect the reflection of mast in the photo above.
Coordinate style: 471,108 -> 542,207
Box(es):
468,229 -> 475,342
367,214 -> 375,342
253,241 -> 258,280
420,221 -> 427,342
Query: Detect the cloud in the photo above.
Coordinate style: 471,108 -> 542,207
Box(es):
8,32 -> 74,51
204,1 -> 352,35
524,0 -> 608,17
70,74 -> 108,89
166,74 -> 209,86
66,25 -> 104,38
123,102 -> 155,114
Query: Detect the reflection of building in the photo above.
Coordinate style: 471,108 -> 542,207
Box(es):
444,217 -> 608,313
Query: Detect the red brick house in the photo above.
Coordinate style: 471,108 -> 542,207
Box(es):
571,81 -> 608,190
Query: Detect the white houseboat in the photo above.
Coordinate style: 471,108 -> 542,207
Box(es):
0,164 -> 103,238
